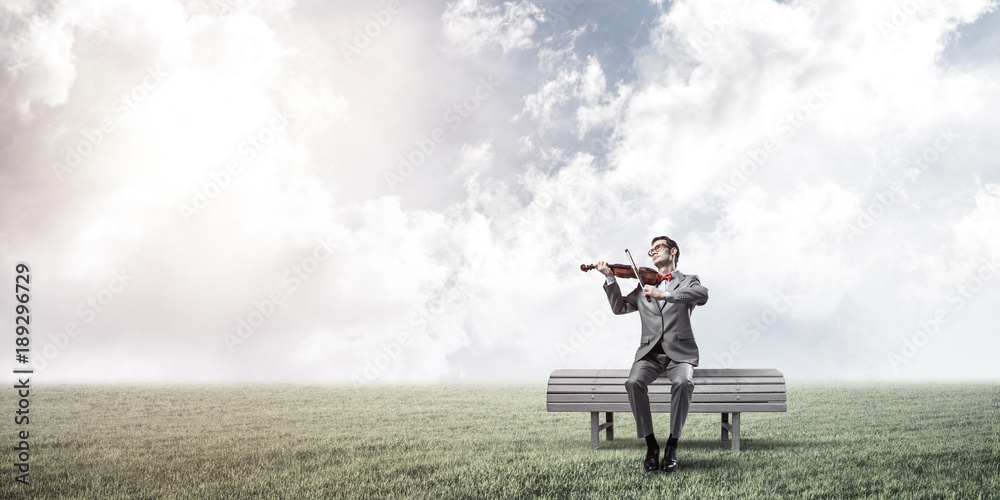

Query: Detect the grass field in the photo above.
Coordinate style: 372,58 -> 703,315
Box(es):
2,383 -> 998,499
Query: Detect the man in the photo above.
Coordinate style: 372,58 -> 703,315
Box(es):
596,235 -> 708,473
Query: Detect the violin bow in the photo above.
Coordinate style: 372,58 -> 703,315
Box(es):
625,248 -> 652,303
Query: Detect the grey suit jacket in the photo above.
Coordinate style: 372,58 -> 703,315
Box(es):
604,270 -> 709,365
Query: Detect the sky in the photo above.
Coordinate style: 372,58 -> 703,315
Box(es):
1,0 -> 999,384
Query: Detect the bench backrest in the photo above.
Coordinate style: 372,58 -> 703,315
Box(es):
546,368 -> 787,413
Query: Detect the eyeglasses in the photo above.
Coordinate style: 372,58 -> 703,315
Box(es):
648,243 -> 670,257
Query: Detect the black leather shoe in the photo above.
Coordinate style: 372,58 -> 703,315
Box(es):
643,447 -> 660,472
660,445 -> 678,472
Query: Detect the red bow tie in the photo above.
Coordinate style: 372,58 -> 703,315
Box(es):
657,272 -> 672,283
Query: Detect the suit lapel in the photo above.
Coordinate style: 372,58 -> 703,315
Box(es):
659,270 -> 684,312
669,270 -> 684,292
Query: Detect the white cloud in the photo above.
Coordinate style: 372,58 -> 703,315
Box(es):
1,3 -> 78,120
517,48 -> 630,141
951,181 -> 1000,264
518,67 -> 578,124
691,180 -> 861,317
453,139 -> 495,179
440,0 -> 545,56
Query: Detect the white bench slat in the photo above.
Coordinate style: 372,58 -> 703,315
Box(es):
551,368 -> 784,377
546,393 -> 786,403
547,384 -> 786,394
547,376 -> 784,385
547,402 -> 788,412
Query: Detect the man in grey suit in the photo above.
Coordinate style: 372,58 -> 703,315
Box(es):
596,235 -> 709,473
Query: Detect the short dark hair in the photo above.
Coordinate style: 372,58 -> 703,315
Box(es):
651,235 -> 679,264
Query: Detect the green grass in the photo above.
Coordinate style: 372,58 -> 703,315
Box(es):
2,383 -> 998,499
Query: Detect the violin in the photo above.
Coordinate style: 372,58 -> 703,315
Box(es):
580,263 -> 662,284
582,249 -> 660,303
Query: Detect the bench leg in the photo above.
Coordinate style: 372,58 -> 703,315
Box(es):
590,412 -> 615,449
606,412 -> 614,441
731,412 -> 741,452
591,412 -> 600,449
721,412 -> 729,442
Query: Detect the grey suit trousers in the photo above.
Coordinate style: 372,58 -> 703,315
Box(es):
625,353 -> 695,439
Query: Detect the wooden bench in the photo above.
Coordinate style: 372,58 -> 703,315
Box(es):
546,368 -> 786,451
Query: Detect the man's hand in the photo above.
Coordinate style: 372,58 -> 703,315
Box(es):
642,284 -> 666,300
596,260 -> 614,278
